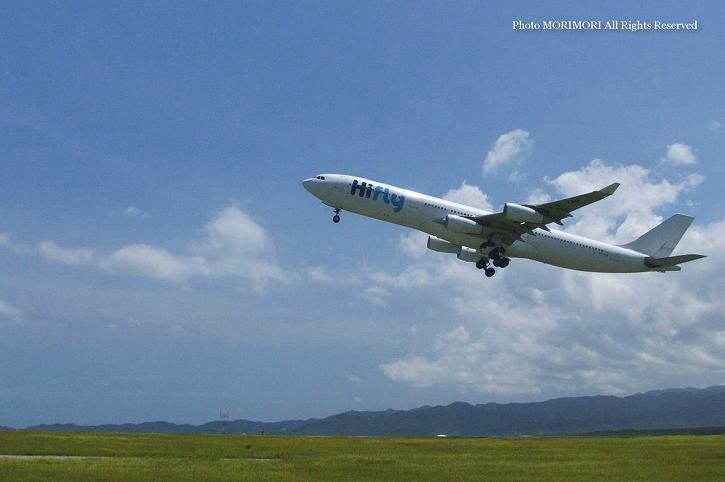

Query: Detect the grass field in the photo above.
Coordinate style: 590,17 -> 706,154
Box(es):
0,431 -> 723,481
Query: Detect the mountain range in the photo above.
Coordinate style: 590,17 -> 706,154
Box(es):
10,385 -> 725,436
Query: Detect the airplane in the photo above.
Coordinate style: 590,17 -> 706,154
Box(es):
302,174 -> 705,277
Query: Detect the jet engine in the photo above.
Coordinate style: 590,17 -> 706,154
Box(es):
426,235 -> 460,254
444,214 -> 483,235
456,246 -> 479,263
503,203 -> 544,224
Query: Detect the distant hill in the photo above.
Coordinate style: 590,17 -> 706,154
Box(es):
22,385 -> 725,437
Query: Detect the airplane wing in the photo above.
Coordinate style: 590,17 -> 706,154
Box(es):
468,183 -> 620,246
520,182 -> 620,226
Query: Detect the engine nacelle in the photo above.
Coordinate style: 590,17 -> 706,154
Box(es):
426,235 -> 460,254
444,214 -> 483,235
456,246 -> 480,263
503,203 -> 544,224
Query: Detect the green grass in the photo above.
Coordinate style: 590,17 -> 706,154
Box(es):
0,431 -> 723,481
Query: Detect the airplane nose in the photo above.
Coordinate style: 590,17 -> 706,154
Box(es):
302,178 -> 315,193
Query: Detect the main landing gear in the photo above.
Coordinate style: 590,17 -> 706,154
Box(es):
332,208 -> 341,223
476,246 -> 511,278
475,257 -> 496,277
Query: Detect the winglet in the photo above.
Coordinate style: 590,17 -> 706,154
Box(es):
600,182 -> 620,196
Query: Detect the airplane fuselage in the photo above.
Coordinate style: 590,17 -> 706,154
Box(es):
303,174 -> 655,273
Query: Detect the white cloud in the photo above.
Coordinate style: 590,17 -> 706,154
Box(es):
545,159 -> 698,243
192,207 -> 268,261
526,189 -> 551,205
0,233 -> 9,246
103,206 -> 286,291
482,129 -> 533,175
709,121 -> 721,130
38,241 -> 96,266
398,231 -> 429,258
124,206 -> 140,216
123,206 -> 151,219
102,244 -> 205,283
663,143 -> 697,165
21,206 -> 286,292
379,159 -> 725,397
190,206 -> 285,291
442,181 -> 493,211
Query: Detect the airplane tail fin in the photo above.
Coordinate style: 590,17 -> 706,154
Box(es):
620,214 -> 695,257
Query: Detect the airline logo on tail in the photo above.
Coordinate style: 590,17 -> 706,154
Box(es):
350,179 -> 405,212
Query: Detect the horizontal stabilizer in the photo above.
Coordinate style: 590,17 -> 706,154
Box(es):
644,254 -> 706,269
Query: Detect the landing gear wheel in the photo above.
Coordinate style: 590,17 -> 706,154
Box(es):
475,258 -> 488,270
492,258 -> 501,268
332,214 -> 340,223
484,267 -> 495,278
499,257 -> 510,268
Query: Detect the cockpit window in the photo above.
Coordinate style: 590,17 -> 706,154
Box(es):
316,176 -> 326,180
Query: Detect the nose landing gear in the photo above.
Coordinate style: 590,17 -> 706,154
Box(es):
332,208 -> 341,223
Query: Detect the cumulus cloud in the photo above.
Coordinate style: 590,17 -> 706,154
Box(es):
709,121 -> 721,130
442,181 -> 494,211
663,143 -> 697,165
102,206 -> 285,291
102,244 -> 205,283
398,231 -> 429,258
526,189 -> 551,204
38,240 -> 96,266
189,206 -> 285,290
380,159 -> 725,397
545,159 -> 702,243
6,206 -> 286,292
482,129 -> 533,175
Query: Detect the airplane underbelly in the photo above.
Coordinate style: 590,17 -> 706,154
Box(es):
533,243 -> 646,273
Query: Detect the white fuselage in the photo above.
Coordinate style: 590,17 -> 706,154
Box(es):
303,174 -> 653,273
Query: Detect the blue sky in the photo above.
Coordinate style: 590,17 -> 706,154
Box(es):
1,1 -> 724,426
